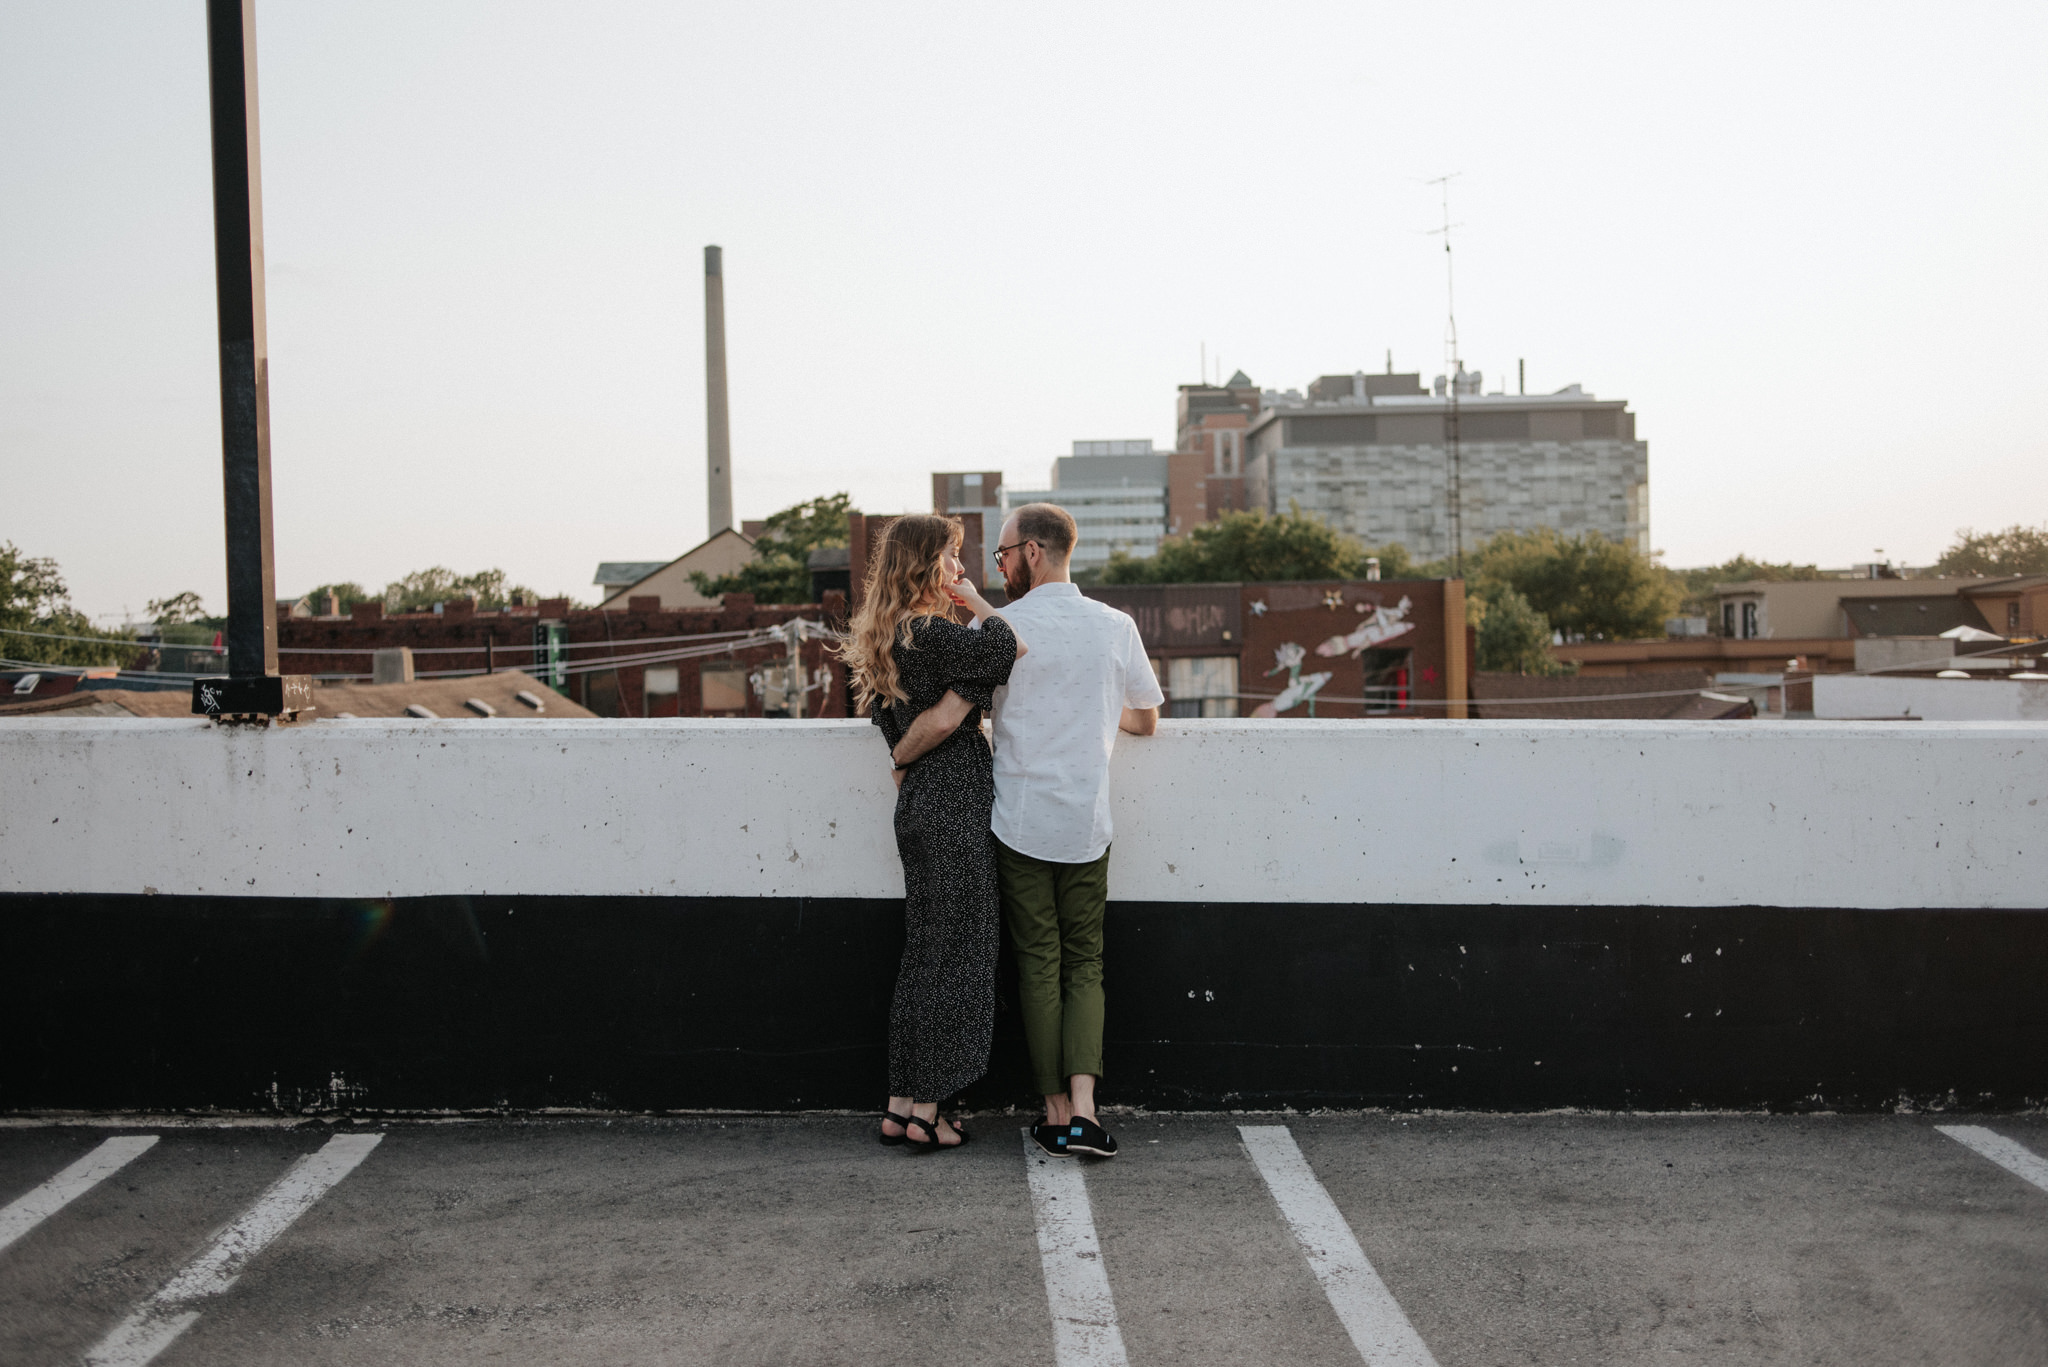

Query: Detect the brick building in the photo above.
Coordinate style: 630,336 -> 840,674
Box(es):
1087,579 -> 1469,720
277,593 -> 846,720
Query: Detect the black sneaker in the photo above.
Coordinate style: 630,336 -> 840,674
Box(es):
1063,1116 -> 1118,1159
1030,1122 -> 1076,1158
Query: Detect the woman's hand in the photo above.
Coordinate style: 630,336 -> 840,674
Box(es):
949,574 -> 995,621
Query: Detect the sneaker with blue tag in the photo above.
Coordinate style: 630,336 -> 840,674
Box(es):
1063,1116 -> 1118,1159
1030,1122 -> 1075,1157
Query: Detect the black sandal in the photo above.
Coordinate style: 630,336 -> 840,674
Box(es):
879,1110 -> 912,1146
902,1115 -> 969,1151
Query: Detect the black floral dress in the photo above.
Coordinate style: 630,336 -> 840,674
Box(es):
872,613 -> 1018,1102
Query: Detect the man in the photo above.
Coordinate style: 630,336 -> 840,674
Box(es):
888,502 -> 1161,1158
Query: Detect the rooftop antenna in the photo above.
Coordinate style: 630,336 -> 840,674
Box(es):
1425,172 -> 1465,578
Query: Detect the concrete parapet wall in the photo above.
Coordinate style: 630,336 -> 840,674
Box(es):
6,718 -> 2045,1112
3,717 -> 2043,909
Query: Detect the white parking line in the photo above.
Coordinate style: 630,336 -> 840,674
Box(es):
1020,1129 -> 1129,1367
1937,1124 -> 2048,1194
0,1135 -> 159,1256
1240,1125 -> 1438,1367
83,1132 -> 382,1367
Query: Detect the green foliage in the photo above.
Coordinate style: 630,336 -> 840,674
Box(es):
1665,555 -> 1825,617
382,567 -> 537,612
692,493 -> 852,604
1463,528 -> 1676,642
1471,586 -> 1571,674
299,582 -> 372,614
0,542 -> 136,668
145,591 -> 209,625
1100,508 -> 1415,584
1933,524 -> 2048,578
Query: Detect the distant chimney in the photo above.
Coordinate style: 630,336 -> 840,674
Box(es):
704,245 -> 733,537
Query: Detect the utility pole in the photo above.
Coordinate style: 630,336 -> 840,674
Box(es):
1426,173 -> 1465,579
191,0 -> 309,722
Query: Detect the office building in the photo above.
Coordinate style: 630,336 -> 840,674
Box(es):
1242,369 -> 1650,561
1005,440 -> 1170,573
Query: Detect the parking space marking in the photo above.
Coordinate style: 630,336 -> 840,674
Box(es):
1240,1126 -> 1439,1367
1021,1129 -> 1130,1367
1937,1124 -> 2048,1194
83,1132 -> 382,1367
0,1135 -> 159,1257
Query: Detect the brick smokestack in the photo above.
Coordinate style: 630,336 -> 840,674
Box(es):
703,244 -> 733,536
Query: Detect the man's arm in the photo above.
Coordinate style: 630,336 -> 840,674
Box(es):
1119,705 -> 1158,736
892,689 -> 974,767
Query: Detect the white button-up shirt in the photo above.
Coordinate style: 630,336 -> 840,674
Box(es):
988,582 -> 1164,864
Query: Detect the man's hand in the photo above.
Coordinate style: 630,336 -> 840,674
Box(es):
892,767 -> 905,790
891,689 -> 975,767
1119,705 -> 1159,736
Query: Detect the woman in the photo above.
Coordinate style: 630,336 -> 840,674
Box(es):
839,515 -> 1025,1151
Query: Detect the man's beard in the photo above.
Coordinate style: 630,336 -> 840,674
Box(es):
1003,559 -> 1033,600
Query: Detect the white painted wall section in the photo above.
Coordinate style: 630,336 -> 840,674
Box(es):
2,718 -> 2044,908
1815,673 -> 2048,721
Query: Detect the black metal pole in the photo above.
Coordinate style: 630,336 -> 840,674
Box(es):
193,0 -> 308,720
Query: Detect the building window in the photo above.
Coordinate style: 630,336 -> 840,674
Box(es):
1166,656 -> 1239,718
701,666 -> 749,714
1362,648 -> 1412,715
2009,602 -> 2021,633
645,666 -> 680,718
1740,602 -> 1759,639
1721,603 -> 1736,637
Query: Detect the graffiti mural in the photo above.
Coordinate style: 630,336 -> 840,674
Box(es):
1250,642 -> 1334,718
1315,595 -> 1414,659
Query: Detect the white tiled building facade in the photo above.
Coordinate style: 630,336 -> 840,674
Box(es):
1007,440 -> 1170,573
1244,377 -> 1650,561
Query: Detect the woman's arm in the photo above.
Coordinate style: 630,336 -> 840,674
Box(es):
949,578 -> 1027,659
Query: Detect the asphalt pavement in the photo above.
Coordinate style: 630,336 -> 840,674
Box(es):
1,1111 -> 2044,1365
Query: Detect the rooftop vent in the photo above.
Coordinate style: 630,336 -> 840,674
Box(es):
404,703 -> 438,719
463,698 -> 497,717
13,674 -> 39,695
515,690 -> 546,711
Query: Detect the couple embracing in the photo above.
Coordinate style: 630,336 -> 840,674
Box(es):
840,503 -> 1162,1157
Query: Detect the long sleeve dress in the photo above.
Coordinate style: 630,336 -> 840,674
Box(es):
871,613 -> 1018,1103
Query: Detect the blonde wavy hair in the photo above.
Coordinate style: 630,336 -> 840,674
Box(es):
838,514 -> 963,715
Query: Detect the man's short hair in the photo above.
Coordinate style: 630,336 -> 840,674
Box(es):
1012,502 -> 1077,559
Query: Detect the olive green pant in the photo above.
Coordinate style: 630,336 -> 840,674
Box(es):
995,838 -> 1109,1097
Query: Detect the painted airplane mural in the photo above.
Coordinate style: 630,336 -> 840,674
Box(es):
1315,595 -> 1414,659
1251,642 -> 1334,718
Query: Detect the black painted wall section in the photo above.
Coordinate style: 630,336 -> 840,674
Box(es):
4,894 -> 2044,1113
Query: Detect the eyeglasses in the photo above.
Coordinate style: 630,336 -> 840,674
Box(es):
993,539 -> 1036,566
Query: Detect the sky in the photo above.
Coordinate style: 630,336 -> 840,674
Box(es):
4,2 -> 2046,622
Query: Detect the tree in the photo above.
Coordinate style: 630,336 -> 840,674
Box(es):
1665,555 -> 1825,618
692,493 -> 851,603
1464,528 -> 1675,642
1100,507 -> 1415,584
1472,586 -> 1570,674
0,542 -> 136,667
1933,524 -> 2048,578
145,591 -> 210,625
382,567 -> 537,612
300,582 -> 371,614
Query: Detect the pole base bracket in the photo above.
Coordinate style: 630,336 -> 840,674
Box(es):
192,675 -> 315,722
